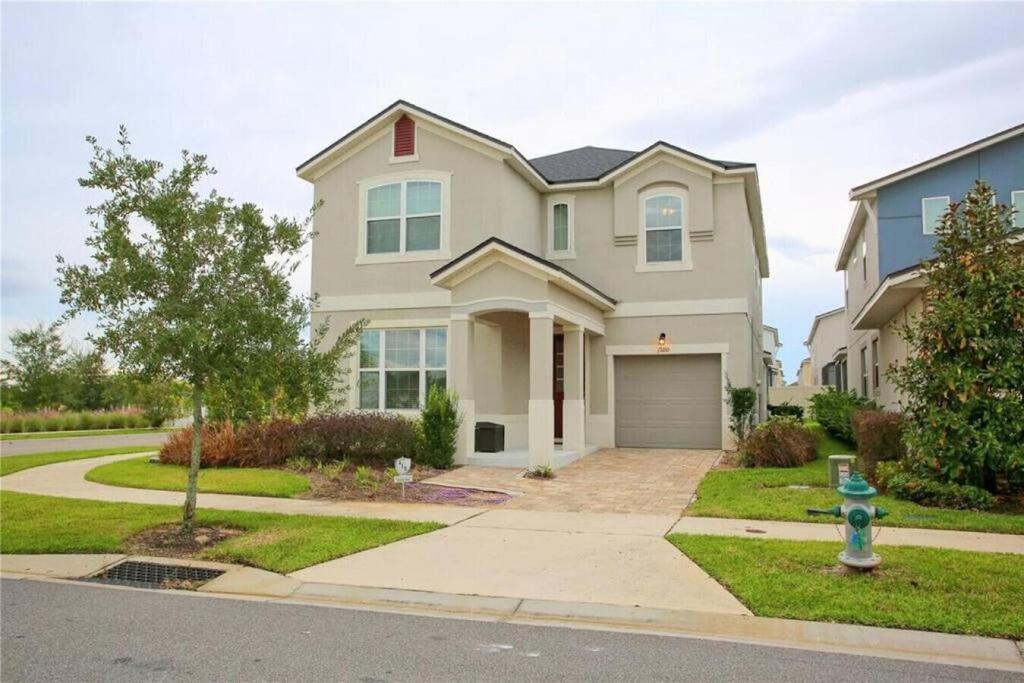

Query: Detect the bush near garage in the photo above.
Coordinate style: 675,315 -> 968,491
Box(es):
738,417 -> 819,468
767,402 -> 804,420
808,388 -> 874,444
852,409 -> 906,479
159,412 -> 420,468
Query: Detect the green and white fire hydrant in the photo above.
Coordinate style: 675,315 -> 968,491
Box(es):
808,472 -> 888,569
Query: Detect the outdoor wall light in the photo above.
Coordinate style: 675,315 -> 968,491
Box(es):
658,332 -> 668,347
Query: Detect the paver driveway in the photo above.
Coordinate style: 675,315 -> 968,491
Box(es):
423,448 -> 721,515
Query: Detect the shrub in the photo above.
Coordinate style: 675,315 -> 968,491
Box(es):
107,412 -> 127,429
738,416 -> 819,468
354,465 -> 378,491
22,415 -> 43,432
419,386 -> 460,469
43,414 -> 62,432
316,460 -> 348,481
285,455 -> 313,472
875,460 -> 994,510
526,464 -> 554,479
768,402 -> 804,420
726,383 -> 757,443
290,412 -> 419,466
159,422 -> 239,467
4,415 -> 24,433
851,409 -> 906,478
809,388 -> 872,444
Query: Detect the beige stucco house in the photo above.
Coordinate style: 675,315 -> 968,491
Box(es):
804,306 -> 848,391
298,101 -> 770,468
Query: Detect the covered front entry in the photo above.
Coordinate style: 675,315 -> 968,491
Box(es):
614,354 -> 722,449
429,238 -> 616,468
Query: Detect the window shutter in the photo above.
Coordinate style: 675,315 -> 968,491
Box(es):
393,115 -> 415,157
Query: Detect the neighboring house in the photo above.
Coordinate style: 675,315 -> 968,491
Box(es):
795,358 -> 813,386
762,325 -> 784,387
835,123 -> 1024,408
804,306 -> 848,390
298,101 -> 770,468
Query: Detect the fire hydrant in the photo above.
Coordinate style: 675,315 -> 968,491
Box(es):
808,472 -> 888,569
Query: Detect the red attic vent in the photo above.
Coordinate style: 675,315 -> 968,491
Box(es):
393,115 -> 415,157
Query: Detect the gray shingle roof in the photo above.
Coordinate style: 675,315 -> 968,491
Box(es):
528,146 -> 638,183
528,144 -> 754,183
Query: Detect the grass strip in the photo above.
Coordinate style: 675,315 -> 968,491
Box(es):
668,533 -> 1024,639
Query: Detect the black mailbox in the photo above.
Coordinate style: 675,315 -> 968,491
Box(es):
474,422 -> 505,453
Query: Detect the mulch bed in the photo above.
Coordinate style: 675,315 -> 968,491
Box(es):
125,524 -> 243,561
299,466 -> 511,507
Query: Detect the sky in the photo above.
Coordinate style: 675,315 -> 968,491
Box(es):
3,2 -> 1023,378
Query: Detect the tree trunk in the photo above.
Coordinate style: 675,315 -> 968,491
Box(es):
181,383 -> 203,534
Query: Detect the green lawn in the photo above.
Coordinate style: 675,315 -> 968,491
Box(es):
668,534 -> 1024,639
687,427 -> 1024,535
1,427 -> 175,441
0,491 -> 441,574
0,447 -> 159,477
85,457 -> 310,498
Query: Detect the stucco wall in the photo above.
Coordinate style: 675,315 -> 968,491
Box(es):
807,311 -> 846,386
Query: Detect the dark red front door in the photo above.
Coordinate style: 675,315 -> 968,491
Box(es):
553,334 -> 564,439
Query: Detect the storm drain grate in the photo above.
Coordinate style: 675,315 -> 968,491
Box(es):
83,560 -> 224,590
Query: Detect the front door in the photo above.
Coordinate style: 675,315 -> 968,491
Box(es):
553,334 -> 564,440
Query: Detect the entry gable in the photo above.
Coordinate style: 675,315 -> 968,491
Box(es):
430,237 -> 617,312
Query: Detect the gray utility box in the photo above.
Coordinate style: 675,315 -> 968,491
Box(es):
829,455 -> 856,488
474,422 -> 505,453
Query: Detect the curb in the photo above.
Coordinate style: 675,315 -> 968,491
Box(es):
4,557 -> 1024,673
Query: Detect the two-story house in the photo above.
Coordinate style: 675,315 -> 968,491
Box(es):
835,123 -> 1024,408
762,325 -> 784,388
804,306 -> 848,391
298,101 -> 769,468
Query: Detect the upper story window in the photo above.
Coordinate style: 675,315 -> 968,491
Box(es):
922,196 -> 950,235
546,195 -> 575,259
636,187 -> 692,272
1012,190 -> 1024,229
357,171 -> 451,264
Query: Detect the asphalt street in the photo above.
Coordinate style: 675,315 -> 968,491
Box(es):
0,431 -> 170,457
1,579 -> 1015,682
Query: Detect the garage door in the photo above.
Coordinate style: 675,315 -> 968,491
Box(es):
614,354 -> 722,449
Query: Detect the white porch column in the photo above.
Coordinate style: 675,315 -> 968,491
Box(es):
528,312 -> 554,468
563,326 -> 585,455
449,315 -> 475,465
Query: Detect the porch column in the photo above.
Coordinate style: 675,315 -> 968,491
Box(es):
563,326 -> 585,455
449,315 -> 475,465
528,312 -> 554,468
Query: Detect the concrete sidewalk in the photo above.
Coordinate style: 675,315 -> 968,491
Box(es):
290,508 -> 749,615
671,516 -> 1024,554
3,555 -> 1022,674
0,453 -> 479,525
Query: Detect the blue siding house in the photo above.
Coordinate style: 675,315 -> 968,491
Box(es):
872,132 -> 1024,279
833,123 -> 1023,406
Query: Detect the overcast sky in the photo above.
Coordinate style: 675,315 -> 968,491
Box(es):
3,2 -> 1023,378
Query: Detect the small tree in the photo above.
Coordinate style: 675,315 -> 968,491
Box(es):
888,181 -> 1024,493
1,323 -> 68,410
725,382 -> 757,444
62,349 -> 109,411
419,385 -> 460,469
57,128 -> 348,532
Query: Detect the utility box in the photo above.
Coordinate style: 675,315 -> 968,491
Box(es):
474,422 -> 505,453
829,455 -> 856,488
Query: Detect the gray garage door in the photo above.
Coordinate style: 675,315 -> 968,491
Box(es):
614,355 -> 722,449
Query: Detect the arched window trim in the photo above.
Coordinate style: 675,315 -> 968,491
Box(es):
636,185 -> 693,273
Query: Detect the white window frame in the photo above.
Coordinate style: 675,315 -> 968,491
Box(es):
356,170 -> 452,265
546,194 -> 575,260
358,326 -> 449,413
1012,190 -> 1024,229
636,186 -> 693,273
921,196 -> 950,235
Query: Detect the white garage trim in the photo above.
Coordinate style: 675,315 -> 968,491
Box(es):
606,344 -> 730,450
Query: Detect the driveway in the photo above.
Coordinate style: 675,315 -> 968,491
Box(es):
423,448 -> 721,515
0,431 -> 172,457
